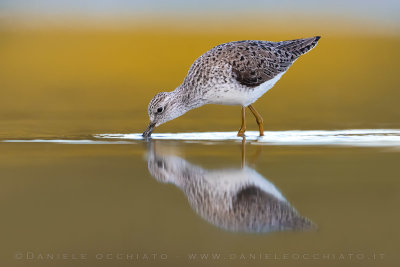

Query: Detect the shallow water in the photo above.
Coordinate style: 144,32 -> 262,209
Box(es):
1,29 -> 399,266
96,129 -> 400,146
0,133 -> 399,266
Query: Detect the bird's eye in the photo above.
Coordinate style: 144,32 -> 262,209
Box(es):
157,107 -> 164,113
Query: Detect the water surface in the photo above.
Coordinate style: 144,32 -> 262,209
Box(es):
1,26 -> 399,267
0,133 -> 398,266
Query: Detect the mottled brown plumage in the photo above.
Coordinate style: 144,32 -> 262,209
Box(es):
143,36 -> 321,137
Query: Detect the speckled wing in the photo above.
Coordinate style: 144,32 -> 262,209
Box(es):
227,36 -> 320,87
232,186 -> 315,231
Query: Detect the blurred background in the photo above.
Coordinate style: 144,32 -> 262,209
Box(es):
1,2 -> 400,267
0,0 -> 399,137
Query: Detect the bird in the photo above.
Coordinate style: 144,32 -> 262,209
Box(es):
143,36 -> 321,138
146,141 -> 315,233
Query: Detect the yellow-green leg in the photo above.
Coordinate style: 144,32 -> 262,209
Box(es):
237,106 -> 246,137
248,104 -> 264,136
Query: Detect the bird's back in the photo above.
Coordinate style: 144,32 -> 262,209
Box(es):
211,36 -> 320,87
185,36 -> 319,85
180,36 -> 320,106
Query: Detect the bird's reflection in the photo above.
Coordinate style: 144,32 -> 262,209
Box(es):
147,140 -> 315,233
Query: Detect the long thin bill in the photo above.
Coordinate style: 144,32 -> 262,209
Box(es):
142,123 -> 156,138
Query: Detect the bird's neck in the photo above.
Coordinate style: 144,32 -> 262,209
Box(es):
171,84 -> 206,111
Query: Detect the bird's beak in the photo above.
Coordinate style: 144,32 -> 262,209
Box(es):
142,122 -> 156,138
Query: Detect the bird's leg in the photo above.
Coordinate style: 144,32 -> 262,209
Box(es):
248,104 -> 264,136
237,106 -> 246,137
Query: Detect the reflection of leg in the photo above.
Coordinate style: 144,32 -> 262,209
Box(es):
248,104 -> 264,136
249,145 -> 262,166
237,106 -> 246,137
241,137 -> 246,168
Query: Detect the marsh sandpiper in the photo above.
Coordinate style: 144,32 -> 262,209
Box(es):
143,36 -> 321,137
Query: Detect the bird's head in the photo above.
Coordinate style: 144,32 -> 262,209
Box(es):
143,91 -> 187,138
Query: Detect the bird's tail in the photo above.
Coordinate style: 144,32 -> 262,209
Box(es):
275,36 -> 321,57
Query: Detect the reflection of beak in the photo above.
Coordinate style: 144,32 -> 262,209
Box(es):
142,122 -> 156,138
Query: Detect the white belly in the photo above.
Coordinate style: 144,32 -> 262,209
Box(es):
209,71 -> 286,106
241,72 -> 286,106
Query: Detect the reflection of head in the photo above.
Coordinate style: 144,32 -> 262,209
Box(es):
147,153 -> 170,183
147,145 -> 204,184
146,142 -> 315,233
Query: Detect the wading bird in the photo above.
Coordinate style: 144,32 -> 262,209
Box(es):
143,36 -> 320,137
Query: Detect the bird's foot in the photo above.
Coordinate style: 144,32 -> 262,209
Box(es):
237,128 -> 246,137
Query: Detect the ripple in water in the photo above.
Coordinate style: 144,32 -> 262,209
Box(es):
2,129 -> 400,146
95,129 -> 400,147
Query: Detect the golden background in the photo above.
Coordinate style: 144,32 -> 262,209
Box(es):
0,2 -> 399,266
1,16 -> 399,137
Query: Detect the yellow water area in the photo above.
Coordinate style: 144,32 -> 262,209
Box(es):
1,20 -> 400,267
0,23 -> 399,138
